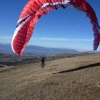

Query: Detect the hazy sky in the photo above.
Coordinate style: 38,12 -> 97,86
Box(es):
0,0 -> 100,51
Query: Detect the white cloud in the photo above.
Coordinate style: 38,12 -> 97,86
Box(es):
0,37 -> 93,42
31,37 -> 93,42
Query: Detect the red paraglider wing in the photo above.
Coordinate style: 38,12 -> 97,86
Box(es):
11,0 -> 54,56
11,0 -> 71,56
11,0 -> 100,56
70,0 -> 100,50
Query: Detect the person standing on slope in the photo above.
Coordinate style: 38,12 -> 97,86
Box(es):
41,55 -> 46,68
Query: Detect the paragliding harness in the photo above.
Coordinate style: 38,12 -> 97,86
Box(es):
41,56 -> 46,68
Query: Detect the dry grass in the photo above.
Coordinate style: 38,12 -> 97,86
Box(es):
0,53 -> 100,100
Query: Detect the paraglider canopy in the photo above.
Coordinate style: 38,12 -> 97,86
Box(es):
11,0 -> 100,56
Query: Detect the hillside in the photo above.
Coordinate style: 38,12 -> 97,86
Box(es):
0,52 -> 91,66
0,53 -> 100,100
0,44 -> 79,55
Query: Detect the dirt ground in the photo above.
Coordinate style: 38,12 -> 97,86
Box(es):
0,53 -> 100,100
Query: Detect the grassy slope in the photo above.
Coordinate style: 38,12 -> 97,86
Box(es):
0,54 -> 100,100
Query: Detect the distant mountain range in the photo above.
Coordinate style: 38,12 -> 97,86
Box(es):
0,43 -> 80,56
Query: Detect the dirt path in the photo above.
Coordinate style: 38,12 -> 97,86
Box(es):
0,54 -> 100,100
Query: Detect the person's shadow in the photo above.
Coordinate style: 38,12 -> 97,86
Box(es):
53,62 -> 100,74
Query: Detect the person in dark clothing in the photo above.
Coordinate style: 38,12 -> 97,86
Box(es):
41,55 -> 46,68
